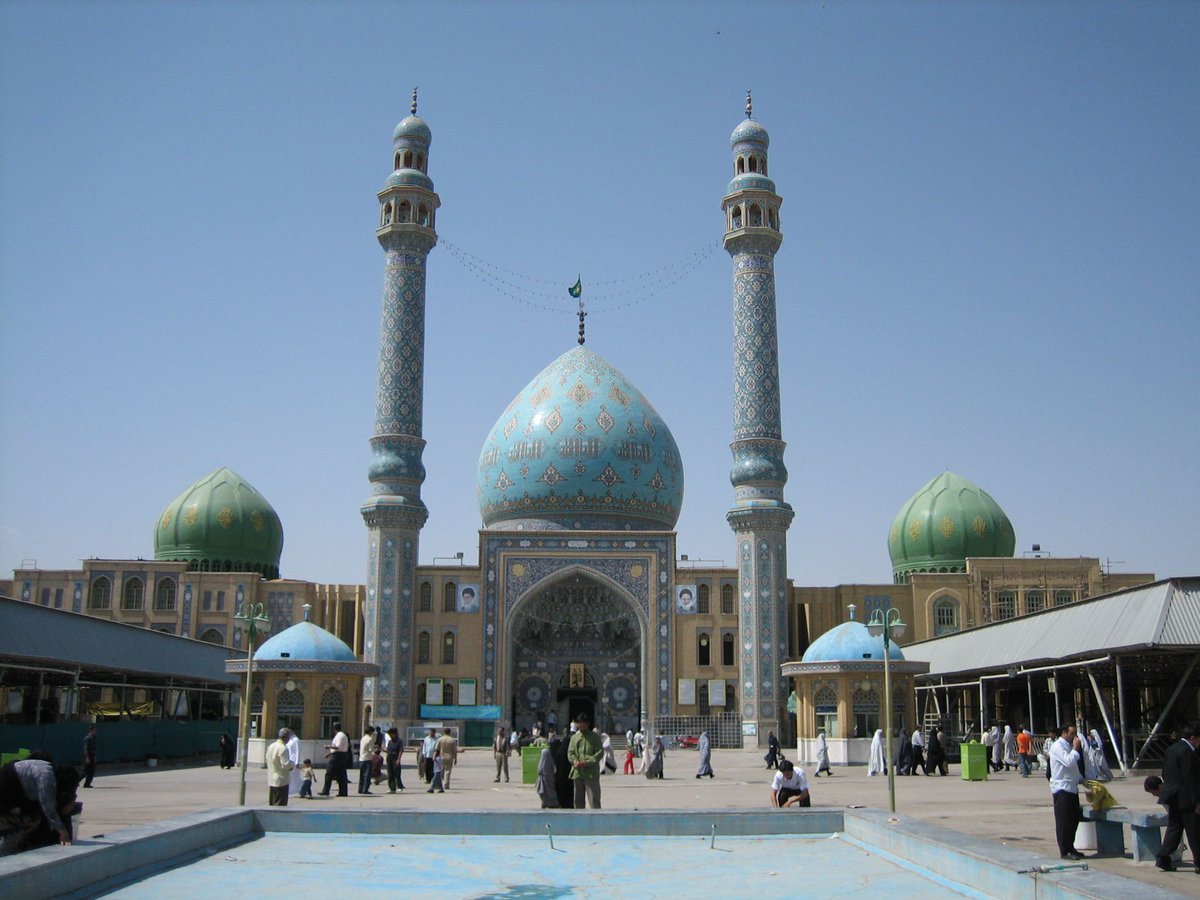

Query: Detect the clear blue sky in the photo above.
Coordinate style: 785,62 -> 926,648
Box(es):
2,1 -> 1196,587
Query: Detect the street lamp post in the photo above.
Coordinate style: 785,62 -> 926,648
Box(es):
234,601 -> 272,806
867,607 -> 907,813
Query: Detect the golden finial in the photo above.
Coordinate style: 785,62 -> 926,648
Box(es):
745,90 -> 753,119
411,87 -> 418,116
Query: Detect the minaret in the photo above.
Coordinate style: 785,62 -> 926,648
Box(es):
361,90 -> 440,723
722,92 -> 794,746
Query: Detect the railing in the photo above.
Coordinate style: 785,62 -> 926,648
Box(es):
651,712 -> 743,749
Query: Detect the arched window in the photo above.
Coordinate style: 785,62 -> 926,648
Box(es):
1054,590 -> 1074,607
319,687 -> 343,740
721,584 -> 735,616
759,156 -> 767,176
1025,590 -> 1045,614
403,150 -> 413,168
88,576 -> 112,610
417,682 -> 426,707
995,591 -> 1016,621
198,628 -> 223,645
416,153 -> 425,172
382,202 -> 393,225
731,206 -> 742,229
441,631 -> 456,665
749,204 -> 762,227
722,632 -> 735,666
748,155 -> 757,173
933,596 -> 960,636
442,682 -> 454,705
814,685 -> 839,738
419,581 -> 432,612
417,631 -> 431,664
154,579 -> 176,611
277,688 -> 304,734
736,156 -> 745,174
443,582 -> 457,613
121,580 -> 145,609
698,680 -> 710,715
697,632 -> 711,667
697,584 -> 710,614
398,200 -> 411,223
852,686 -> 880,737
394,151 -> 402,170
417,204 -> 429,226
768,208 -> 778,230
725,682 -> 736,709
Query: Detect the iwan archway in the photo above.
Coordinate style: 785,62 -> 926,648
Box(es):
506,568 -> 647,736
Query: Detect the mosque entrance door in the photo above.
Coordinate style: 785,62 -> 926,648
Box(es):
510,573 -> 641,736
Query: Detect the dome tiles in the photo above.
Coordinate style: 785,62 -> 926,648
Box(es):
731,118 -> 769,149
254,620 -> 356,663
889,471 -> 1015,583
392,114 -> 431,144
154,467 -> 284,579
477,346 -> 684,531
801,621 -> 905,664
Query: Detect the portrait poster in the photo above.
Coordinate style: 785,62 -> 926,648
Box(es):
675,584 -> 697,614
707,679 -> 727,706
677,678 -> 696,706
457,583 -> 480,613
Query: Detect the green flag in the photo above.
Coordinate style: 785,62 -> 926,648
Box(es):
568,277 -> 582,298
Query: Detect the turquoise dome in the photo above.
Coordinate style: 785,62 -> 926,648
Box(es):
385,169 -> 433,190
393,114 -> 431,144
254,620 -> 356,663
731,118 -> 769,148
801,621 -> 905,663
477,346 -> 684,531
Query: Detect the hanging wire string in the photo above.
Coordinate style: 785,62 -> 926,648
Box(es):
441,238 -> 721,314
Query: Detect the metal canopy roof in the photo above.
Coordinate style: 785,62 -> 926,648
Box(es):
0,596 -> 238,685
905,577 -> 1200,679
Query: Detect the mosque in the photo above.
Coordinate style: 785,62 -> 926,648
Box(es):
3,96 -> 1159,752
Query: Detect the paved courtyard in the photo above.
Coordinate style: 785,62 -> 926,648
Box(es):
69,747 -> 1197,896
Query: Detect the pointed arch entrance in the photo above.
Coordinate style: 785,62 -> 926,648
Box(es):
507,570 -> 644,736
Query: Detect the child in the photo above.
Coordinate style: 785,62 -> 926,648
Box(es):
427,749 -> 445,793
623,746 -> 635,775
299,759 -> 315,798
370,747 -> 384,785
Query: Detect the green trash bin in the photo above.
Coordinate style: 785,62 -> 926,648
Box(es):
960,741 -> 988,781
521,745 -> 541,784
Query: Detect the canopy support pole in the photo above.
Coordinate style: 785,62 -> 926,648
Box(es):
1086,668 -> 1125,774
1132,652 -> 1200,769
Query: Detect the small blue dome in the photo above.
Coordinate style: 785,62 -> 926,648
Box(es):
731,118 -> 769,149
801,621 -> 905,663
385,168 -> 434,190
727,173 -> 776,195
254,621 -> 356,663
393,115 -> 431,144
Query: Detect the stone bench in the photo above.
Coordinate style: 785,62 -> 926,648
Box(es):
1081,806 -> 1173,862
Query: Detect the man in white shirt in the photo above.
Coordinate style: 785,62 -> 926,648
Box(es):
319,722 -> 350,797
770,760 -> 810,808
420,729 -> 438,784
1048,722 -> 1085,860
358,726 -> 376,794
266,729 -> 294,806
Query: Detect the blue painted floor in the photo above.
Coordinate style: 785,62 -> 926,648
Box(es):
104,833 -> 985,898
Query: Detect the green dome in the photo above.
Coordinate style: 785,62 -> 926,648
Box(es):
154,467 -> 284,579
888,472 -> 1014,583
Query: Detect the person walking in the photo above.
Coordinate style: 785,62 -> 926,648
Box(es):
493,726 -> 511,783
764,730 -> 780,769
867,729 -> 886,776
567,712 -> 605,809
814,730 -> 832,776
319,722 -> 350,797
358,726 -> 375,794
695,731 -> 715,779
909,728 -> 925,774
1156,723 -> 1200,873
1016,727 -> 1034,777
420,728 -> 438,783
218,731 -> 236,769
81,724 -> 97,788
426,749 -> 445,793
266,729 -> 294,806
436,728 -> 459,789
924,730 -> 948,776
1048,723 -> 1086,860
